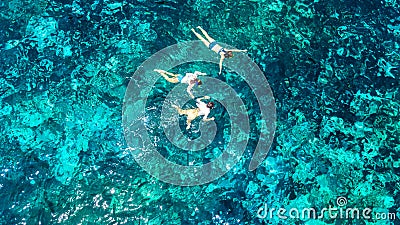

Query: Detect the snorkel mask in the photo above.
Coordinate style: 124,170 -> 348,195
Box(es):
195,79 -> 202,86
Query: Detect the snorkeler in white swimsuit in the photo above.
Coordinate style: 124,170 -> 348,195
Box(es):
154,69 -> 207,99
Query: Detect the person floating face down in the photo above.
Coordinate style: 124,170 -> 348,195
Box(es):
154,69 -> 207,99
172,96 -> 215,130
191,26 -> 247,75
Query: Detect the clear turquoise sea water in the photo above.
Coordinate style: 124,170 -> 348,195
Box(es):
1,0 -> 399,224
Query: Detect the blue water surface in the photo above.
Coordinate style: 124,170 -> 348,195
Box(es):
0,0 -> 399,224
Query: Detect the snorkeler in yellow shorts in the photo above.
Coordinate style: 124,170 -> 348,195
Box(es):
172,96 -> 215,130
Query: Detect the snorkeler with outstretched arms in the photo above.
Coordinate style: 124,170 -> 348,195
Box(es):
191,26 -> 247,75
172,96 -> 215,130
154,69 -> 207,99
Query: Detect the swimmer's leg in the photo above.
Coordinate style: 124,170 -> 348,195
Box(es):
172,105 -> 186,115
186,119 -> 192,130
155,69 -> 179,83
165,71 -> 179,77
154,69 -> 166,74
185,109 -> 199,130
154,69 -> 178,77
196,26 -> 215,43
163,76 -> 179,83
191,28 -> 210,47
172,105 -> 198,129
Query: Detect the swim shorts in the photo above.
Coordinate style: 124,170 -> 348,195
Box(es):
208,41 -> 217,50
177,74 -> 184,82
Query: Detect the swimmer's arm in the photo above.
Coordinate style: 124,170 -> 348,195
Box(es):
196,96 -> 210,103
218,56 -> 224,75
187,84 -> 195,99
203,117 -> 215,122
225,48 -> 247,52
194,71 -> 207,76
202,113 -> 214,122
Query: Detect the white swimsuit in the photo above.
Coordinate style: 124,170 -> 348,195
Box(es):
196,99 -> 210,119
180,73 -> 197,84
